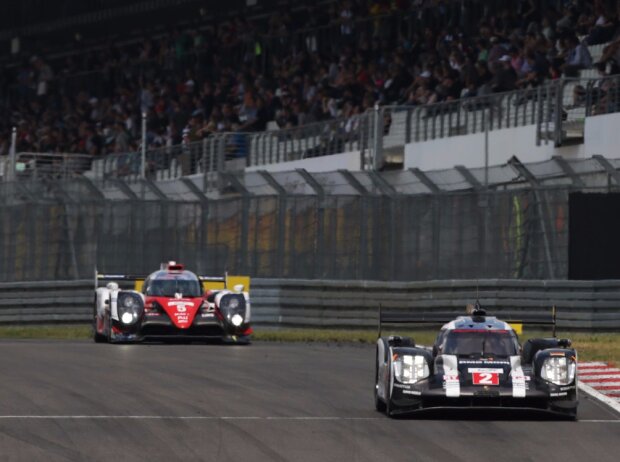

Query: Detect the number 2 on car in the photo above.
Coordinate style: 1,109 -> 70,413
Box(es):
472,372 -> 499,385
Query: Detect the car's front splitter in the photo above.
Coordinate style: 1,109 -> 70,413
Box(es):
110,317 -> 250,342
388,380 -> 577,417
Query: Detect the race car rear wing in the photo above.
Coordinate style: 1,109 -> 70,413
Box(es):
378,304 -> 557,337
95,270 -> 249,292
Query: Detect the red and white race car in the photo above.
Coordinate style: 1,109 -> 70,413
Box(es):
93,262 -> 252,343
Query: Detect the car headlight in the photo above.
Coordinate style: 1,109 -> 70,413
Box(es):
541,356 -> 576,386
219,294 -> 246,327
393,355 -> 429,384
117,293 -> 143,325
231,314 -> 243,326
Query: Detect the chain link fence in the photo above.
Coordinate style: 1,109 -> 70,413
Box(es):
4,155 -> 613,283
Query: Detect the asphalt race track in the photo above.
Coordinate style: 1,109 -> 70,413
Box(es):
0,340 -> 619,462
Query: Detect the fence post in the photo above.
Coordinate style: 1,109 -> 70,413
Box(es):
372,104 -> 383,170
484,108 -> 489,188
201,137 -> 208,191
217,134 -> 227,191
140,112 -> 147,179
535,86 -> 543,146
405,107 -> 412,143
9,126 -> 16,181
554,79 -> 564,146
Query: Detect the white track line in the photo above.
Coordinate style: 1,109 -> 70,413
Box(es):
580,382 -> 620,387
578,362 -> 609,367
0,416 -> 383,421
579,420 -> 620,423
0,415 -> 618,422
598,390 -> 620,396
579,382 -> 620,414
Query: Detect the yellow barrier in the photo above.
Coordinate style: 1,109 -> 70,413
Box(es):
134,276 -> 250,293
508,323 -> 523,335
203,275 -> 251,292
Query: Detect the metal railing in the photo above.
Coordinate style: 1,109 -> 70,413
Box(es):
4,76 -> 620,187
246,114 -> 372,167
86,111 -> 376,188
8,153 -> 93,180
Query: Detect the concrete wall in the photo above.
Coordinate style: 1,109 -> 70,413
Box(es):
404,112 -> 620,170
583,112 -> 620,157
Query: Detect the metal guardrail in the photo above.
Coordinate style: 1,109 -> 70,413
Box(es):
250,279 -> 620,330
0,280 -> 92,324
1,278 -> 619,330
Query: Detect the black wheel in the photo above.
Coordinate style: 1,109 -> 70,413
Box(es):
223,334 -> 251,345
374,348 -> 386,412
561,408 -> 578,421
92,298 -> 107,343
385,388 -> 393,417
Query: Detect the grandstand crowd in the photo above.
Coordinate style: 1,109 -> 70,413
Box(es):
1,0 -> 619,158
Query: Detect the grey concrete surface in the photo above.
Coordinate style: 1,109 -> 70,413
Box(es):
0,340 -> 618,461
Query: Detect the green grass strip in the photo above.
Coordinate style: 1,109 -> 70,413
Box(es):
0,325 -> 617,365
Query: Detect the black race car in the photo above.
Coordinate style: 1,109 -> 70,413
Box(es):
374,305 -> 578,419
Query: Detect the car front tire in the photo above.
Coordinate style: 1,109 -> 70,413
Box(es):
92,298 -> 107,343
374,348 -> 387,412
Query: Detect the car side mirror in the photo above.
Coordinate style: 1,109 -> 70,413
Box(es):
558,338 -> 572,348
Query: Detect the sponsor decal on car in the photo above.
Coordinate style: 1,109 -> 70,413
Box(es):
443,374 -> 460,397
393,383 -> 412,389
459,360 -> 510,365
403,390 -> 422,396
471,371 -> 500,386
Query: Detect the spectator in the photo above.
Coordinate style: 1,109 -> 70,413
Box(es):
0,0 -> 616,161
561,34 -> 593,77
491,55 -> 518,93
585,1 -> 618,45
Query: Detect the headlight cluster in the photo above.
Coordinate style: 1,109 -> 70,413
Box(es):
220,294 -> 246,327
118,293 -> 143,325
393,355 -> 429,384
541,356 -> 576,386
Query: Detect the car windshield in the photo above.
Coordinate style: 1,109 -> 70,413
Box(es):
441,331 -> 518,357
146,278 -> 202,297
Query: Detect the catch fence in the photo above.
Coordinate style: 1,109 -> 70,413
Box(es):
3,156 -> 619,283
